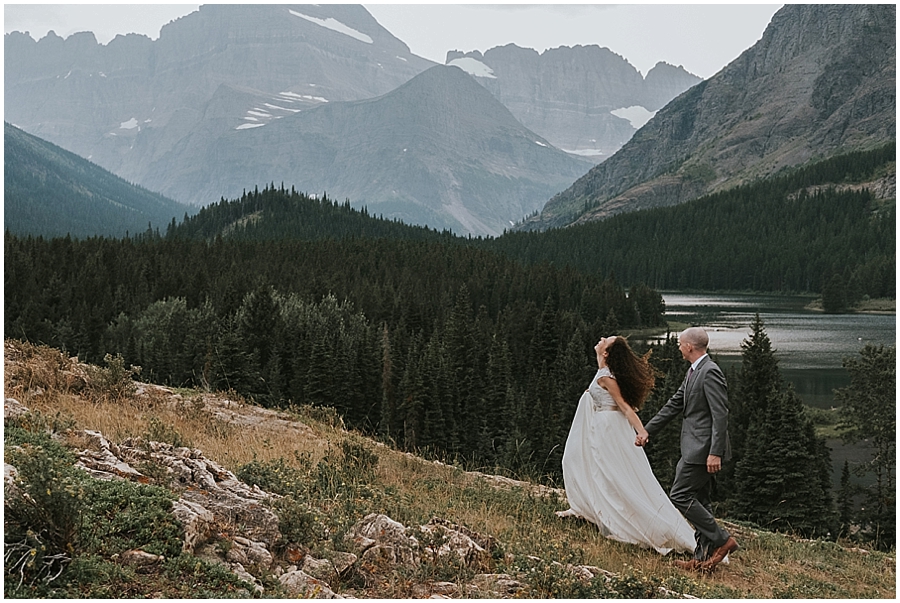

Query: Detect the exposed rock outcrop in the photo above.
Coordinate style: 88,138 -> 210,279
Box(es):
3,387 -> 689,598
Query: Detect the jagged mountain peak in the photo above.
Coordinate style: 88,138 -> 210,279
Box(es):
445,41 -> 700,159
523,3 -> 895,231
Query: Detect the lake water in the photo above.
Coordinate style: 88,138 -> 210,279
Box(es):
657,292 -> 896,409
654,292 -> 895,489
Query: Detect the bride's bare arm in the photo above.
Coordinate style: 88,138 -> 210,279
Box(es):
598,376 -> 649,441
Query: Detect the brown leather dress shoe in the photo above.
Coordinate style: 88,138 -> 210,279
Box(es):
700,536 -> 739,572
673,559 -> 701,571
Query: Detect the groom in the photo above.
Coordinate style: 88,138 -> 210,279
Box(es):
636,327 -> 739,572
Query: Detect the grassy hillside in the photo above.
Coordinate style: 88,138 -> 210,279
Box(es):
4,339 -> 894,599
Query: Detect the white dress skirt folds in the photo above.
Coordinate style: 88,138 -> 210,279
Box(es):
561,367 -> 695,554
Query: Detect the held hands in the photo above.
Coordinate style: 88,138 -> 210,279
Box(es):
634,430 -> 649,447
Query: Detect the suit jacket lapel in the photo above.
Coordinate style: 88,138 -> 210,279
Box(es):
687,356 -> 709,398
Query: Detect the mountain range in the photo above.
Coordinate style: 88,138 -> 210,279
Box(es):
4,4 -> 895,238
447,44 -> 700,159
5,3 -> 695,236
521,3 -> 896,230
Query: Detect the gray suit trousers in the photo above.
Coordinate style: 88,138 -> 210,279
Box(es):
670,458 -> 730,555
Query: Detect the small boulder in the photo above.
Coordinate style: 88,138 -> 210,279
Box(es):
120,549 -> 164,567
279,569 -> 342,599
303,555 -> 338,583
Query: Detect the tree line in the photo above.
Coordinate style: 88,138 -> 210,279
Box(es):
491,144 -> 895,298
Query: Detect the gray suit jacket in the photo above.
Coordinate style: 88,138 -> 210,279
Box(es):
645,355 -> 731,464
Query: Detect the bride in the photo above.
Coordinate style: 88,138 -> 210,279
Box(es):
556,336 -> 695,555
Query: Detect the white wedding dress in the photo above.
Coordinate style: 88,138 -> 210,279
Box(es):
560,367 -> 695,554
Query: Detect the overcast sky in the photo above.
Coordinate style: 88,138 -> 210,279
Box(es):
4,3 -> 783,79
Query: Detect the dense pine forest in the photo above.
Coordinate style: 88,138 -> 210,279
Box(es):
493,144 -> 895,297
4,143 -> 894,549
5,230 -> 668,482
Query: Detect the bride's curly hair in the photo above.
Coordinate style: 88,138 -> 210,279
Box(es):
606,337 -> 655,411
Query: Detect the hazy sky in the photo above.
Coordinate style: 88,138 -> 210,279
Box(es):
4,3 -> 783,79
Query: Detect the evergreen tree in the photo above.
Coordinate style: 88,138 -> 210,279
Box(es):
822,274 -> 849,313
419,331 -> 450,453
731,387 -> 833,538
481,333 -> 513,465
835,344 -> 896,551
719,314 -> 783,496
397,334 -> 425,450
379,323 -> 397,440
837,460 -> 856,540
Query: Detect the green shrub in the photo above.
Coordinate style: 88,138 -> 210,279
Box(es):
271,496 -> 324,549
86,353 -> 141,401
5,427 -> 183,596
5,408 -> 75,436
143,416 -> 191,449
5,434 -> 85,591
79,478 -> 182,558
236,452 -> 312,496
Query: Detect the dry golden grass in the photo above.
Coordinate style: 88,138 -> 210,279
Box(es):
4,339 -> 895,599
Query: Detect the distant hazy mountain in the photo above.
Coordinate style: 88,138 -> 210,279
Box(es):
5,4 -> 702,235
157,65 -> 594,236
446,45 -> 701,161
4,4 -> 435,194
4,123 -> 189,238
521,4 -> 896,231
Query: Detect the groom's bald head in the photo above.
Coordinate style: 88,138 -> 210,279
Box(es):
678,327 -> 709,362
680,327 -> 709,351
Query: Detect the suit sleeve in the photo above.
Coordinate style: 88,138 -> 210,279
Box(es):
704,364 -> 729,458
645,379 -> 686,436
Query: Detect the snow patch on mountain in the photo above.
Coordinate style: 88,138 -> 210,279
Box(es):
448,58 -> 496,79
279,91 -> 328,103
611,106 -> 656,129
288,9 -> 373,44
264,103 -> 301,113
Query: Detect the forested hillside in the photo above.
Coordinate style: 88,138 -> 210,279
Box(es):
4,123 -> 189,238
5,232 -> 666,481
169,186 -> 456,243
493,144 -> 895,298
5,145 -> 894,560
167,145 -> 895,299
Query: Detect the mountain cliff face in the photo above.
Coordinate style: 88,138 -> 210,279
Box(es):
5,4 -> 435,193
522,4 -> 896,230
446,44 -> 701,160
151,65 -> 593,236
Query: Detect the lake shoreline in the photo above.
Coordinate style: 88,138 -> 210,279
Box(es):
803,297 -> 896,315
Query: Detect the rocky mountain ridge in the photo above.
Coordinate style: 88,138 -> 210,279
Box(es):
5,5 -> 434,203
521,3 -> 896,231
447,44 -> 701,159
